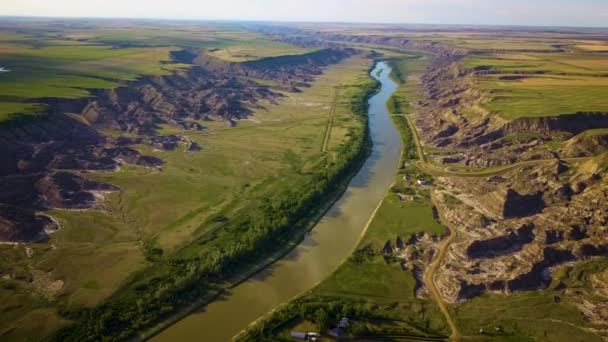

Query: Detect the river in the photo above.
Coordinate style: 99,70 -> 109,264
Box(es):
152,61 -> 402,341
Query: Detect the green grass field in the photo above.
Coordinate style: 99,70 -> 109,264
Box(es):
452,291 -> 604,341
0,24 -> 314,122
462,50 -> 608,119
207,38 -> 317,62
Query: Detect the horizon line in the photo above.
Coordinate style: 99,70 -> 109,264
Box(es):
1,15 -> 607,30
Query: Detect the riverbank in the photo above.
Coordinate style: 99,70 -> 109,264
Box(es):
139,69 -> 379,340
152,61 -> 403,341
234,55 -> 451,341
48,56 -> 377,342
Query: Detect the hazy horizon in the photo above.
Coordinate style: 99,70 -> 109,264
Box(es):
2,0 -> 608,28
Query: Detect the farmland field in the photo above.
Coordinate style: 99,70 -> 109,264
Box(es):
463,50 -> 608,119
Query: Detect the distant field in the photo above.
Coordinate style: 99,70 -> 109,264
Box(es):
0,25 -> 313,121
480,79 -> 608,118
454,38 -> 561,51
463,51 -> 608,119
207,38 -> 316,62
0,39 -> 185,121
574,40 -> 608,52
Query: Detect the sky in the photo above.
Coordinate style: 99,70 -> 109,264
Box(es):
2,0 -> 608,27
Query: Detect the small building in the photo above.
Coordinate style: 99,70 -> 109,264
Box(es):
397,193 -> 415,202
291,331 -> 307,340
290,331 -> 319,341
338,317 -> 350,329
308,332 -> 319,342
417,179 -> 433,186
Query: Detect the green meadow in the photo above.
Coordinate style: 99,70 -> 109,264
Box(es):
452,291 -> 604,341
0,25 -> 314,122
463,50 -> 608,119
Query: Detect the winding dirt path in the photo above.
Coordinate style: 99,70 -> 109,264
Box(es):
402,113 -> 461,340
426,192 -> 461,341
401,113 -> 590,178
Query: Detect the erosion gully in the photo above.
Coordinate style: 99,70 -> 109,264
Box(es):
152,61 -> 402,341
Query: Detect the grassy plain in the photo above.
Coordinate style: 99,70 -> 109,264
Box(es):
207,38 -> 316,61
463,50 -> 608,119
0,23 -> 313,121
452,291 -> 604,341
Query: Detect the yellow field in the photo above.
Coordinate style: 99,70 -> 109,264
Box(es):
574,40 -> 608,51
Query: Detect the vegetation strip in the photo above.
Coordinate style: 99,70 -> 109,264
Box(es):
322,87 -> 340,152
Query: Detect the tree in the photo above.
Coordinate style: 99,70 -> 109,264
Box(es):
350,322 -> 367,337
314,308 -> 330,333
341,303 -> 354,318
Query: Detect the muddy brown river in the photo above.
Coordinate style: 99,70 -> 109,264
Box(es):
152,61 -> 401,341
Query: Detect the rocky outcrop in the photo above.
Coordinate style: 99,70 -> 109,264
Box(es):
457,282 -> 486,300
507,248 -> 575,291
0,205 -> 59,243
432,155 -> 608,303
579,244 -> 608,257
562,132 -> 608,157
57,68 -> 277,135
466,224 -> 535,258
503,189 -> 545,218
504,112 -> 608,136
193,48 -> 355,91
